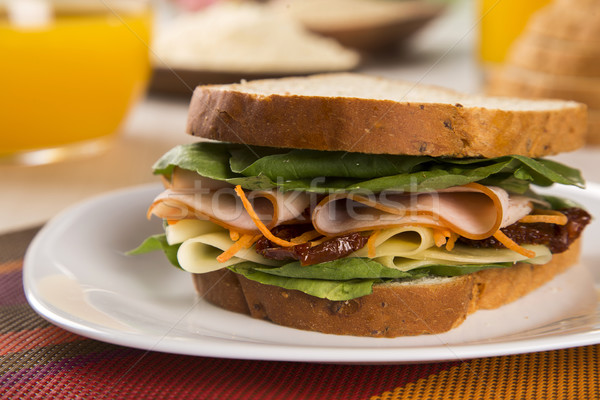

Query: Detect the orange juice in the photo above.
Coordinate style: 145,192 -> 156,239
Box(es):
478,0 -> 551,63
0,4 -> 151,158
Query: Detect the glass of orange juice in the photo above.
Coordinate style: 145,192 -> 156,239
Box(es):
0,0 -> 152,164
478,0 -> 551,64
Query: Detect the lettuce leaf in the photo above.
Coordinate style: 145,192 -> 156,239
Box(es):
541,195 -> 585,210
127,234 -> 182,269
247,258 -> 512,281
229,146 -> 433,180
153,142 -> 236,180
231,263 -> 379,301
253,258 -> 416,280
152,143 -> 584,193
229,258 -> 516,301
412,263 -> 512,276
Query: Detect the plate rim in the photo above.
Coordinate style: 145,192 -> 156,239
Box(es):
22,183 -> 600,364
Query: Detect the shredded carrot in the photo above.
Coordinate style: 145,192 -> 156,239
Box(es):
433,229 -> 451,248
519,215 -> 568,224
492,230 -> 536,258
291,230 -> 322,244
166,219 -> 179,225
367,230 -> 380,258
229,230 -> 240,241
234,185 -> 296,247
519,210 -> 568,225
216,234 -> 259,263
446,232 -> 459,251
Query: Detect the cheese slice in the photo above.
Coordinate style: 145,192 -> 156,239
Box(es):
165,219 -> 223,245
374,244 -> 552,271
352,226 -> 435,258
177,230 -> 282,273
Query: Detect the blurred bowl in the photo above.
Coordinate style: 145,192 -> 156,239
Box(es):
288,0 -> 445,52
149,1 -> 360,96
150,68 -> 326,97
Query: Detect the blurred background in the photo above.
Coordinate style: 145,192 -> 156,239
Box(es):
1,0 -> 599,232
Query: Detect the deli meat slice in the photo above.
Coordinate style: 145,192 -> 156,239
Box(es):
312,183 -> 534,240
148,171 -> 312,234
149,168 -> 535,240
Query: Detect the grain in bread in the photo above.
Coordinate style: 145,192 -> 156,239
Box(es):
192,241 -> 581,337
187,73 -> 586,158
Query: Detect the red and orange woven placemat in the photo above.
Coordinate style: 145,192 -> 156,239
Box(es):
2,227 -> 599,399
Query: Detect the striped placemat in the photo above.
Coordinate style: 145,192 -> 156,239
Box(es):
1,226 -> 599,399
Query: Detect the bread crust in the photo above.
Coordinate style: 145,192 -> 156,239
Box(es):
186,74 -> 587,158
192,263 -> 250,315
192,241 -> 581,337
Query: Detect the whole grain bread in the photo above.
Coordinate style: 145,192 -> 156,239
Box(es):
487,66 -> 600,109
192,241 -> 580,337
508,33 -> 600,77
588,111 -> 600,145
187,73 -> 587,158
528,2 -> 600,42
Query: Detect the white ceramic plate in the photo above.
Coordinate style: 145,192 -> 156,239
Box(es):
23,183 -> 600,364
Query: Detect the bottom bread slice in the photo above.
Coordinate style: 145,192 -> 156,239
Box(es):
192,241 -> 580,337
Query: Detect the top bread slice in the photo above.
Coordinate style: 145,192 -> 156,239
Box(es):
186,73 -> 587,158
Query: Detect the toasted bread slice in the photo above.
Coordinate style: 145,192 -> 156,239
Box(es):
187,73 -> 586,158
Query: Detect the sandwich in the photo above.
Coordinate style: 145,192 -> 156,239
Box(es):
131,73 -> 591,337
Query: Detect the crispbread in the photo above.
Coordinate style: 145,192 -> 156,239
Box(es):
192,241 -> 580,337
187,73 -> 587,158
